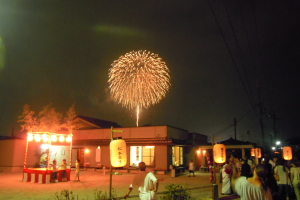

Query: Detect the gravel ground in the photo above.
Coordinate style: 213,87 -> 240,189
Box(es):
0,170 -> 239,200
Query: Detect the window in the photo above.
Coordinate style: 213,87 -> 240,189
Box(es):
172,146 -> 183,166
130,146 -> 155,166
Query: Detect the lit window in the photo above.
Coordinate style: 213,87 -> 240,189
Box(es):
130,146 -> 155,166
172,146 -> 183,166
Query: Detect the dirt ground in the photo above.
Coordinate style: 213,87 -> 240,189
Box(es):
0,170 -> 237,200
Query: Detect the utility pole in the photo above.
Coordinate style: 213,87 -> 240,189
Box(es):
269,111 -> 281,143
256,80 -> 266,151
234,118 -> 237,140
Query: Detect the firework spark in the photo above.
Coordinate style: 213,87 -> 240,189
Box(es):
108,50 -> 170,126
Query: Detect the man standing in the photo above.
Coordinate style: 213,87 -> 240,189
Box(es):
124,162 -> 159,200
240,159 -> 251,178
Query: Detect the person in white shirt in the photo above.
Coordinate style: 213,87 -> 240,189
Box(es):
231,164 -> 273,200
124,162 -> 159,200
290,161 -> 300,200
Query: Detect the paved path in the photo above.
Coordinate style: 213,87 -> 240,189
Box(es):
0,170 -> 239,200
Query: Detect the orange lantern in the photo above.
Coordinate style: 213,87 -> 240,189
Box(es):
110,139 -> 127,167
283,146 -> 292,160
255,148 -> 262,158
250,148 -> 255,157
213,144 -> 226,163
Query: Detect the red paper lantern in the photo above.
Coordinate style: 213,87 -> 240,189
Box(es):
213,144 -> 226,163
110,139 -> 127,167
283,146 -> 292,160
250,148 -> 255,157
255,148 -> 261,158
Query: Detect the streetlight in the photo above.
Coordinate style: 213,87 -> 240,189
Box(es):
276,141 -> 281,145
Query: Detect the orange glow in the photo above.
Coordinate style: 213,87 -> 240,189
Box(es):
85,149 -> 90,153
202,150 -> 206,154
145,146 -> 154,148
251,148 -> 255,157
283,146 -> 292,160
255,148 -> 262,158
213,144 -> 226,163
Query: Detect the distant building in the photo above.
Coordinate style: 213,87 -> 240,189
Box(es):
71,115 -> 208,171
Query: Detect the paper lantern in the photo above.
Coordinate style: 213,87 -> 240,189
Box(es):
213,144 -> 226,163
59,135 -> 65,142
51,135 -> 57,142
255,148 -> 262,158
42,134 -> 48,142
250,148 -> 255,157
66,136 -> 72,142
283,146 -> 292,160
34,134 -> 41,142
110,139 -> 127,167
27,134 -> 33,141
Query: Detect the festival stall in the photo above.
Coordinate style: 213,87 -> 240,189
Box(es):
23,132 -> 72,184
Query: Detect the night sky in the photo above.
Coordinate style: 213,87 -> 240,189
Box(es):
0,0 -> 299,146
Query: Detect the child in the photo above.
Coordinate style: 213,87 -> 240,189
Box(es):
51,160 -> 58,183
59,159 -> 67,182
188,159 -> 195,177
75,159 -> 80,181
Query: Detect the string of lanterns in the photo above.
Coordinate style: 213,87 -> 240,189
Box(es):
27,132 -> 72,143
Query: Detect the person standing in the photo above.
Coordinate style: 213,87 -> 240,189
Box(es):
221,161 -> 232,195
124,162 -> 159,200
188,160 -> 195,177
231,164 -> 273,200
74,159 -> 80,181
59,159 -> 67,182
291,161 -> 300,200
51,160 -> 58,183
274,159 -> 290,200
240,159 -> 251,178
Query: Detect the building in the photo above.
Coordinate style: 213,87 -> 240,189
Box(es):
71,115 -> 208,171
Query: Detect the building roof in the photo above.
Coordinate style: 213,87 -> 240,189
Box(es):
219,137 -> 253,145
73,137 -> 192,146
75,115 -> 122,128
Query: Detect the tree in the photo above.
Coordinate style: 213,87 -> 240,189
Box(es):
63,103 -> 83,134
18,104 -> 38,132
37,103 -> 62,132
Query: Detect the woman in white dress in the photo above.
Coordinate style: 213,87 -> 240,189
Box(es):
231,164 -> 272,200
221,161 -> 232,195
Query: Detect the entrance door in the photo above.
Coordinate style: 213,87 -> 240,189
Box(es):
78,148 -> 85,166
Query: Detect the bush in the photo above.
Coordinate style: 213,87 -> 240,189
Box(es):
160,184 -> 191,200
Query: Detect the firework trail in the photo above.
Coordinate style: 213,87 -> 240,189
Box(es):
108,50 -> 170,126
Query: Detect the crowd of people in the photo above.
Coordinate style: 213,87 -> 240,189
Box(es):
219,153 -> 300,200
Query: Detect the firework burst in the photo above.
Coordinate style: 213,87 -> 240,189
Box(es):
108,50 -> 170,126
